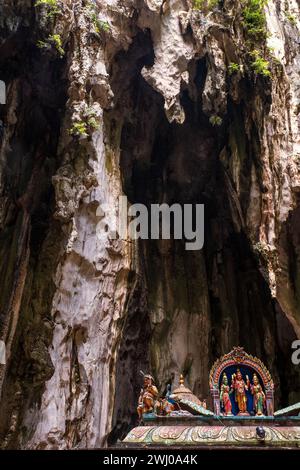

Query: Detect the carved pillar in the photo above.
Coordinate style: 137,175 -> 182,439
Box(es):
211,387 -> 220,415
266,388 -> 274,416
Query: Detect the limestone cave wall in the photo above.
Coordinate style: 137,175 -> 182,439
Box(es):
0,0 -> 300,449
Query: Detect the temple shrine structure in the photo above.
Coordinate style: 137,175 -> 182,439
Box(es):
122,347 -> 300,448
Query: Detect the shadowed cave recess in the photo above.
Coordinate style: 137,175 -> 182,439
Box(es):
0,11 -> 299,448
108,31 -> 299,443
0,10 -> 68,448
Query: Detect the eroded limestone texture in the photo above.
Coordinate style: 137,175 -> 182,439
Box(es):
0,0 -> 300,449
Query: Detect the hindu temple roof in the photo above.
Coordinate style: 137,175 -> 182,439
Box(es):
170,375 -> 202,406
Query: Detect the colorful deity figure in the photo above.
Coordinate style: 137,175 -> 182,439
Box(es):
137,373 -> 159,420
220,373 -> 232,415
231,369 -> 250,415
155,384 -> 178,416
251,373 -> 266,416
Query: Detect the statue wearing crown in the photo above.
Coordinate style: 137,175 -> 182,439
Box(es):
220,373 -> 232,415
231,368 -> 250,415
250,373 -> 266,416
137,372 -> 159,420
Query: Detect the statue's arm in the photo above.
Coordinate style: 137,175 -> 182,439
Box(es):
138,388 -> 144,403
149,385 -> 159,397
245,375 -> 250,390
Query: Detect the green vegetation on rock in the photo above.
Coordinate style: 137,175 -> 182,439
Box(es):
193,0 -> 219,11
86,1 -> 111,33
209,115 -> 223,126
69,122 -> 88,138
250,50 -> 271,77
69,108 -> 100,138
228,62 -> 241,75
49,34 -> 64,56
240,1 -> 273,79
284,10 -> 297,26
37,40 -> 48,49
242,0 -> 268,41
35,0 -> 61,18
37,33 -> 64,57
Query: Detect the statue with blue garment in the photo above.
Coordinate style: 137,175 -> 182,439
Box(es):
155,384 -> 179,415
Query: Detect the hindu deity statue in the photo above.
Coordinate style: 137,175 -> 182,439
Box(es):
231,369 -> 250,415
250,373 -> 266,416
137,373 -> 159,420
156,384 -> 180,416
220,373 -> 232,415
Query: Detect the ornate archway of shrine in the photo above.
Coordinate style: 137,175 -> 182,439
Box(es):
209,347 -> 274,416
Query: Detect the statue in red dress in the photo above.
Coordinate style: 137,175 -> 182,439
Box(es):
220,373 -> 232,415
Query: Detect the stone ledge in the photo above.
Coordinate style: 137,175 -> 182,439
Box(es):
122,425 -> 300,448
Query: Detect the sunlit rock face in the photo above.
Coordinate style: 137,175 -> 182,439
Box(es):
0,0 -> 300,449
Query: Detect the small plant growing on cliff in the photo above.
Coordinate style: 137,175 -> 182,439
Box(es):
37,40 -> 48,50
193,0 -> 205,9
228,62 -> 241,75
69,122 -> 88,138
49,34 -> 64,57
91,14 -> 111,33
193,0 -> 219,11
69,108 -> 100,139
242,0 -> 268,41
85,108 -> 100,130
209,115 -> 223,126
86,1 -> 111,34
284,10 -> 297,26
250,50 -> 271,77
37,34 -> 64,57
267,46 -> 282,66
35,0 -> 60,18
86,116 -> 99,130
98,20 -> 111,32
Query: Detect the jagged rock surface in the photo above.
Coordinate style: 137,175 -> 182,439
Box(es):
0,0 -> 300,449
